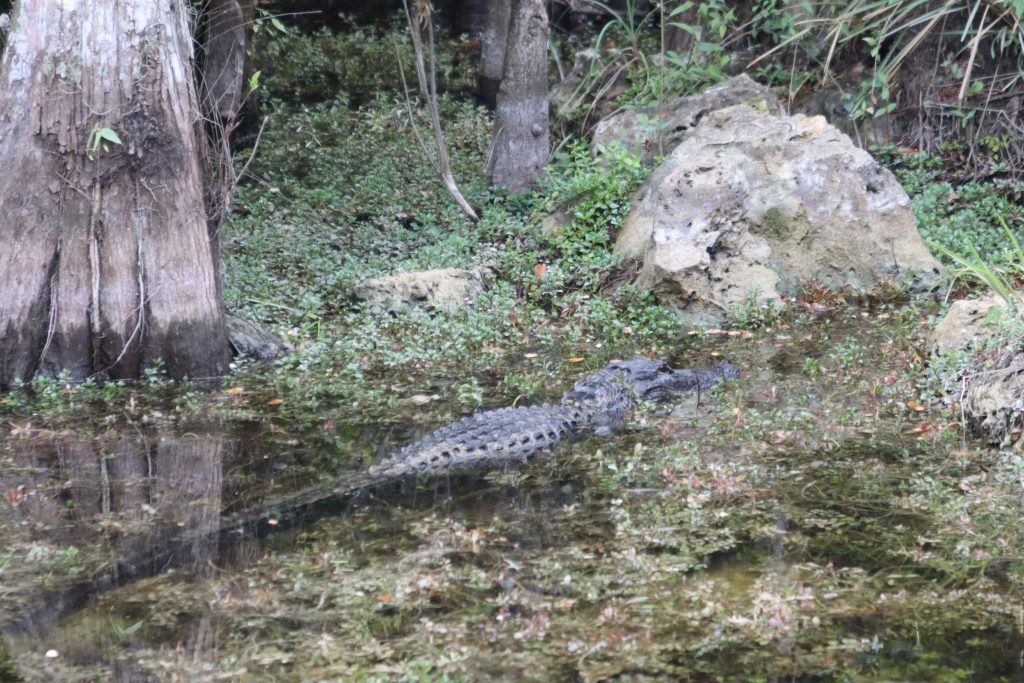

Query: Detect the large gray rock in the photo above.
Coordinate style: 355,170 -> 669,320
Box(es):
590,74 -> 783,165
353,268 -> 484,316
615,105 -> 943,324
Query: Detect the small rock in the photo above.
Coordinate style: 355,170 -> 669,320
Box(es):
225,315 -> 292,360
928,294 -> 1008,355
353,268 -> 485,316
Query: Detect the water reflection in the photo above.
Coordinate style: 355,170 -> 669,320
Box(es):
1,433 -> 225,634
2,416 -> 1023,679
0,425 -> 390,642
0,422 -> 591,679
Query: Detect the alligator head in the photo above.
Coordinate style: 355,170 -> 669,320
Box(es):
603,357 -> 740,402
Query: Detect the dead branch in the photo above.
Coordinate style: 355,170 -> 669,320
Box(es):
401,0 -> 479,223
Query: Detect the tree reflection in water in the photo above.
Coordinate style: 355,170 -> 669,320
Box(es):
1,433 -> 225,634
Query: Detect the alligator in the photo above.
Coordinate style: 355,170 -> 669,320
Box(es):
369,357 -> 739,480
0,358 -> 738,637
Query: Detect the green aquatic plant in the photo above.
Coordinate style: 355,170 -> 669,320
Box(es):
930,216 -> 1024,310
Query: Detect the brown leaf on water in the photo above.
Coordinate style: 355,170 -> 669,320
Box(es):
5,486 -> 26,507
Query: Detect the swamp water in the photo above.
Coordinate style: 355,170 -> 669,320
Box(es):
2,308 -> 1023,681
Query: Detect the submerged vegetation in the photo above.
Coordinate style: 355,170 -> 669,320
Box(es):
2,3 -> 1024,681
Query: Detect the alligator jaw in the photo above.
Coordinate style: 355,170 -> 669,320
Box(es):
628,359 -> 741,402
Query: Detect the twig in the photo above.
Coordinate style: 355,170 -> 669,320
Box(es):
395,35 -> 441,173
401,0 -> 479,223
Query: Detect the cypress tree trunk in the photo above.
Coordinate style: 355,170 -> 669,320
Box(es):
486,0 -> 549,194
477,0 -> 511,108
0,0 -> 231,387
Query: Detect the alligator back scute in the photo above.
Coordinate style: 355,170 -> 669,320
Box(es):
562,370 -> 634,436
369,404 -> 581,479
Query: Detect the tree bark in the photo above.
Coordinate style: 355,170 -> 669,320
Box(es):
477,0 -> 511,108
199,0 -> 255,285
487,0 -> 550,194
200,0 -> 248,123
0,0 -> 231,386
663,0 -> 698,55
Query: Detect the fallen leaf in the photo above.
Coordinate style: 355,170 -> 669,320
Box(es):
5,486 -> 26,507
567,357 -> 585,363
912,421 -> 934,434
224,386 -> 245,395
266,398 -> 284,406
533,263 -> 547,279
377,594 -> 395,602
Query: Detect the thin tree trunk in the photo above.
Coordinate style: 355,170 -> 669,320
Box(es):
663,0 -> 698,55
199,0 -> 255,289
0,0 -> 231,386
201,0 -> 247,122
487,0 -> 550,194
478,0 -> 511,108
